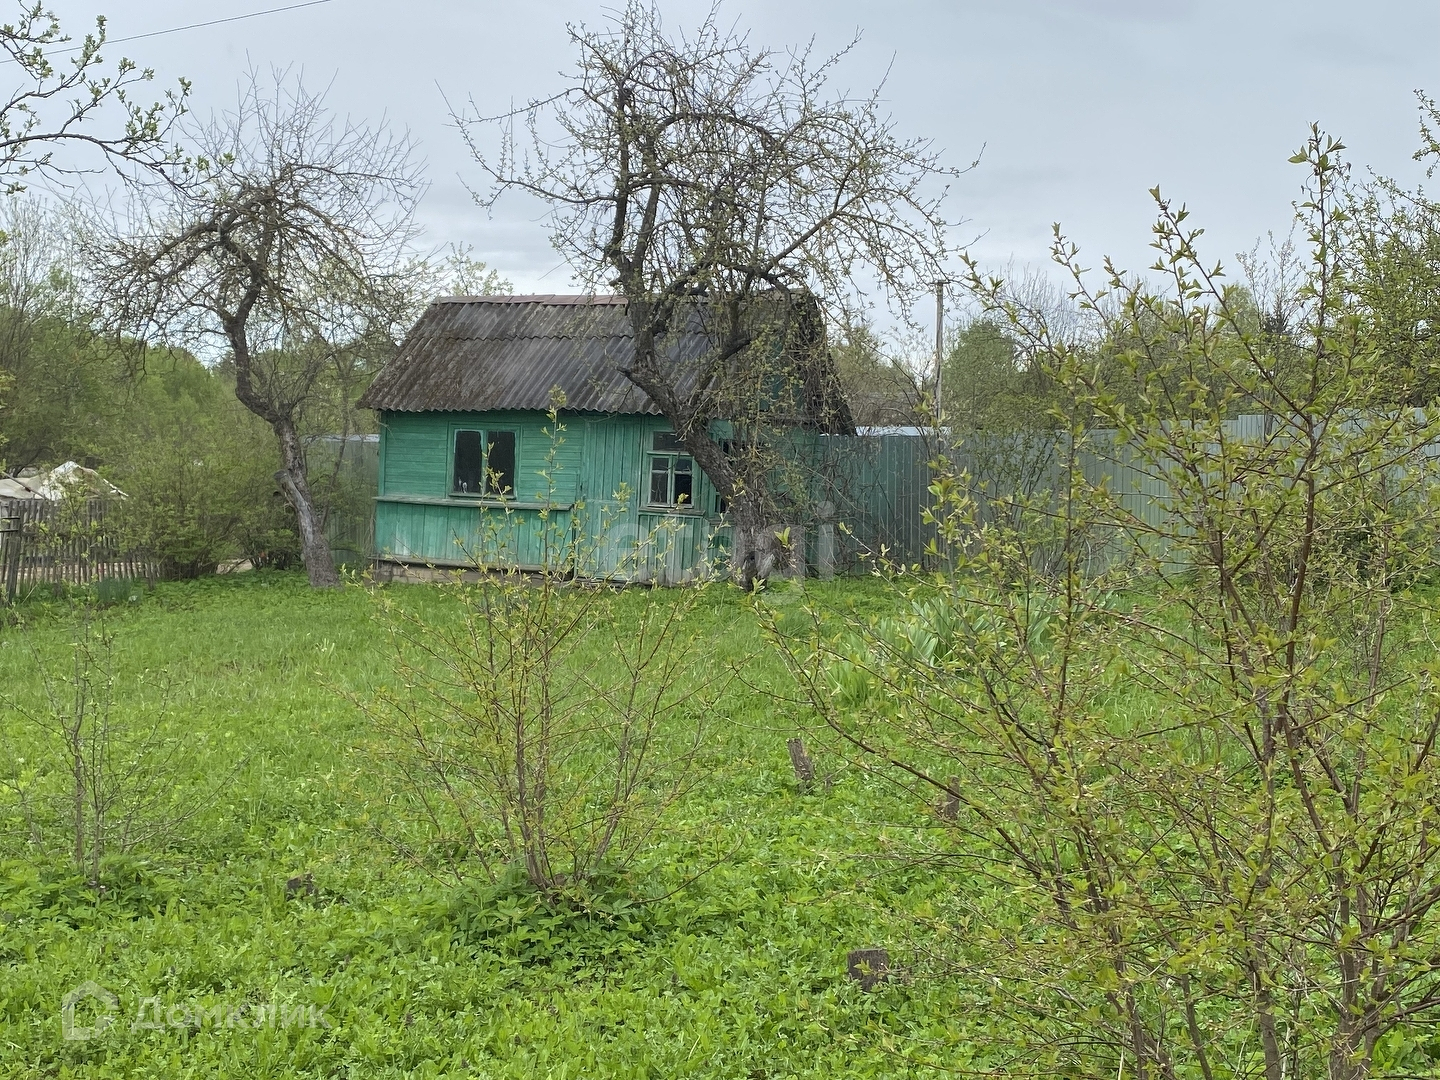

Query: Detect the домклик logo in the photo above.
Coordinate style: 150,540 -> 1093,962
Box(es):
61,981 -> 119,1041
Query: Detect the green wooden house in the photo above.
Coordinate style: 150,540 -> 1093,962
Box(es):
357,294 -> 854,581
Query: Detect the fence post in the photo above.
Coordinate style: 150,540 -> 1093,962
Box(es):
787,737 -> 815,794
0,503 -> 19,602
788,523 -> 806,579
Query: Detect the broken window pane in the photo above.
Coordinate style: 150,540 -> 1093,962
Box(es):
486,430 -> 516,495
453,430 -> 483,493
673,457 -> 693,506
650,460 -> 671,505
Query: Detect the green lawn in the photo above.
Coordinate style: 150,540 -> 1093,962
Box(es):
0,573 -> 984,1079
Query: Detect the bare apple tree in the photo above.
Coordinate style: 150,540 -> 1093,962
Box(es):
458,0 -> 957,583
93,70 -> 423,587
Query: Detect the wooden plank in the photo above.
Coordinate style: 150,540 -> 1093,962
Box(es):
0,497 -> 159,602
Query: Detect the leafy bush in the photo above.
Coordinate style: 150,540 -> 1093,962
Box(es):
774,134 -> 1440,1078
0,607 -> 229,883
105,356 -> 284,578
365,409 -> 722,894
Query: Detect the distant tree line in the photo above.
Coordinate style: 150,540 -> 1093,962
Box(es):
938,126 -> 1440,435
0,189 -> 507,579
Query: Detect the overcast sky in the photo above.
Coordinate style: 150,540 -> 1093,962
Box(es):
38,0 -> 1440,303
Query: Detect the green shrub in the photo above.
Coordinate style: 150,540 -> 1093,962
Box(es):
105,357 -> 286,578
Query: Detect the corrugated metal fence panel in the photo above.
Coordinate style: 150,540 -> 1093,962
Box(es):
809,417 -> 1319,572
312,436 -> 379,569
815,433 -> 937,567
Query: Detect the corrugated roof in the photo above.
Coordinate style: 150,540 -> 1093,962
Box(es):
358,295 -> 707,415
358,294 -> 857,436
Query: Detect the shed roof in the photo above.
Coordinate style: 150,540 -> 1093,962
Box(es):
358,295 -> 854,434
358,295 -> 701,415
0,461 -> 125,501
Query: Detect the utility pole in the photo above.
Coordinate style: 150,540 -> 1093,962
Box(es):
934,280 -> 945,429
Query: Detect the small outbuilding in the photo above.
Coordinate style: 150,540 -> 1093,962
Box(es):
358,293 -> 857,581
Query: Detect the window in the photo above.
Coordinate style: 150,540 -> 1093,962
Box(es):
647,431 -> 695,509
452,429 -> 517,496
453,430 -> 483,493
485,431 -> 516,495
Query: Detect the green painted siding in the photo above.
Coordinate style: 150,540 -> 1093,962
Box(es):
380,414 -> 448,497
374,411 -> 1289,579
380,410 -> 582,502
375,498 -> 574,570
375,409 -> 722,579
569,413 -> 720,580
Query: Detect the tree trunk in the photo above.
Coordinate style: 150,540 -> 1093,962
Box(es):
617,313 -> 800,588
729,488 -> 771,589
223,311 -> 340,590
1329,1013 -> 1370,1080
274,417 -> 340,589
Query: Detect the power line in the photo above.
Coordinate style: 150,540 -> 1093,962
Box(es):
1,0 -> 335,63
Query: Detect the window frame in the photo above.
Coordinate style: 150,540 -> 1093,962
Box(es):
450,426 -> 518,498
644,430 -> 699,512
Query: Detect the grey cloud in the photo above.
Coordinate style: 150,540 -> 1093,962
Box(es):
39,0 -> 1440,293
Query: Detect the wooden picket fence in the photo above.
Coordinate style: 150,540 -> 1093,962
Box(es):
0,498 -> 159,603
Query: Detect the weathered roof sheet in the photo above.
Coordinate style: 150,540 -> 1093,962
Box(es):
0,461 -> 125,501
358,295 -> 703,415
